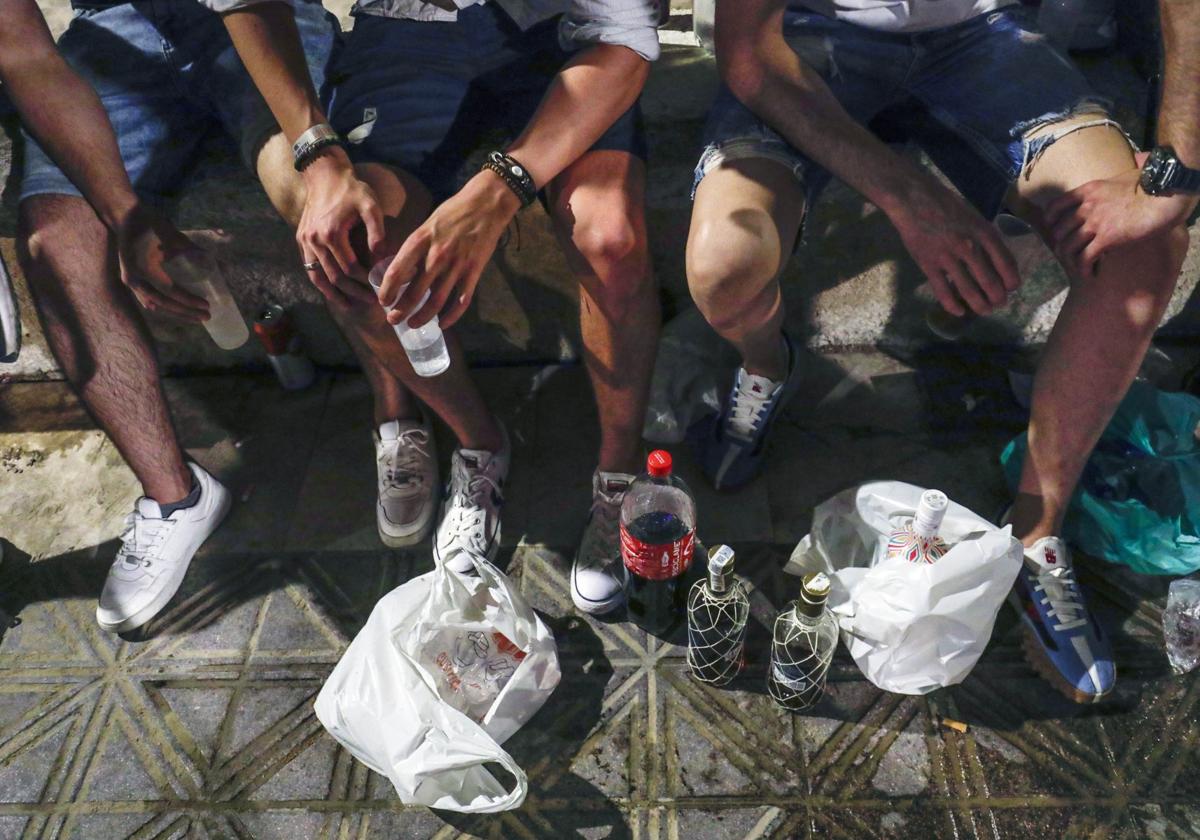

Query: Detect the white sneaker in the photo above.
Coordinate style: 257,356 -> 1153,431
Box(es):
96,463 -> 231,634
375,417 -> 438,547
433,425 -> 510,574
571,471 -> 633,615
0,250 -> 20,363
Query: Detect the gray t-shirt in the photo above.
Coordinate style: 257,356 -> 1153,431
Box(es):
797,0 -> 1018,32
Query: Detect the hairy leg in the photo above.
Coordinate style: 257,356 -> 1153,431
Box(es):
256,134 -> 502,450
548,151 -> 658,475
685,158 -> 807,381
1007,117 -> 1189,543
17,195 -> 192,503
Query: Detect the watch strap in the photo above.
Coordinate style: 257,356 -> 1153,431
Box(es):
1174,162 -> 1200,195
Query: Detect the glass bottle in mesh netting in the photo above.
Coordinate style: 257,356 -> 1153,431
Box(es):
686,545 -> 749,685
767,572 -> 838,711
886,489 -> 949,564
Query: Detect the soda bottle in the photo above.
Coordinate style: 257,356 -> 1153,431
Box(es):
686,544 -> 749,685
368,258 -> 451,378
885,489 -> 950,564
165,251 -> 249,350
620,450 -> 697,636
767,572 -> 838,711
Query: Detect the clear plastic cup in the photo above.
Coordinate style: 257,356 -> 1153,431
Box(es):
165,251 -> 249,350
368,258 -> 450,378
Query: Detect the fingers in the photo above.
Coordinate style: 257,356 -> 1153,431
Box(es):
1056,226 -> 1093,278
979,227 -> 1021,293
439,265 -> 484,330
127,277 -> 208,323
139,261 -> 211,316
1079,238 -> 1106,280
942,261 -> 991,316
961,247 -> 1007,308
921,261 -> 966,317
360,200 -> 387,262
383,232 -> 429,317
406,259 -> 464,329
1044,188 -> 1084,229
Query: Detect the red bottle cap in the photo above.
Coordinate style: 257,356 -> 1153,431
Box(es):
647,450 -> 672,478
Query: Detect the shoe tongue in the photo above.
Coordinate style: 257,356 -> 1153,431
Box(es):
458,449 -> 490,472
378,420 -> 401,441
136,498 -> 165,519
597,471 -> 633,495
739,370 -> 782,401
1026,537 -> 1070,572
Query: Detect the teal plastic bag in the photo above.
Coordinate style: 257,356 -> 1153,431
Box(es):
1001,381 -> 1200,575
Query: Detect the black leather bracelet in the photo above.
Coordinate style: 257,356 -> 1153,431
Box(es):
294,135 -> 344,172
484,150 -> 537,207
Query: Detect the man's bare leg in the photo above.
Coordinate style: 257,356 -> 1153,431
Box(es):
548,150 -> 658,475
686,159 -> 807,382
1008,118 -> 1189,545
255,137 -> 502,450
17,195 -> 192,504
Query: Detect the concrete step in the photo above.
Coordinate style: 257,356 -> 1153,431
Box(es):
3,2 -> 1197,381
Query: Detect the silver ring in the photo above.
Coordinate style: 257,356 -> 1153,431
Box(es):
302,261 -> 320,271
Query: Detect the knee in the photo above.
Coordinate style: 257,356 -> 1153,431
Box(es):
16,197 -> 97,284
686,222 -> 780,334
573,216 -> 651,321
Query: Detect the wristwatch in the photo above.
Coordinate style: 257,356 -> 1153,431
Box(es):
1140,145 -> 1200,196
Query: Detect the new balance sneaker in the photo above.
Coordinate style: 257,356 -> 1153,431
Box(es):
375,417 -> 438,547
0,249 -> 20,363
1009,536 -> 1116,703
433,426 -> 510,574
96,463 -> 231,634
696,332 -> 802,491
572,471 -> 633,615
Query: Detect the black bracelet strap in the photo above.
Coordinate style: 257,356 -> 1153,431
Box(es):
294,135 -> 344,172
1177,164 -> 1200,195
483,150 -> 537,208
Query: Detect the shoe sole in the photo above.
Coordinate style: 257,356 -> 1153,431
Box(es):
377,501 -> 436,548
1009,592 -> 1114,705
96,484 -> 232,635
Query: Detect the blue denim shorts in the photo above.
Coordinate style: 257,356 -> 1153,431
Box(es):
326,3 -> 647,203
20,0 -> 340,203
694,7 -> 1134,225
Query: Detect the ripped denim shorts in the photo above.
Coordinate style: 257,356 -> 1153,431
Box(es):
693,6 -> 1136,227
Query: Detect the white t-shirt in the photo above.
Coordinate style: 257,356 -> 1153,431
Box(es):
796,0 -> 1019,32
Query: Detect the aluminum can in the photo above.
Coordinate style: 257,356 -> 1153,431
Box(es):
254,304 -> 316,391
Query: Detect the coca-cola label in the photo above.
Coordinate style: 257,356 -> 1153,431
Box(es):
621,526 -> 695,581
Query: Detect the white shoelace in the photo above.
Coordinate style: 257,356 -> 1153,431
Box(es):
116,511 -> 173,570
1034,566 -> 1088,632
380,428 -> 430,493
443,459 -> 502,554
728,372 -> 781,441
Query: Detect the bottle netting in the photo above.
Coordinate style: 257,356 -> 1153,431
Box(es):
686,582 -> 750,686
766,610 -> 835,711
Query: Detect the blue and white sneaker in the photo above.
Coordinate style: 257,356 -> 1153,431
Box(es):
695,333 -> 802,491
1008,536 -> 1115,703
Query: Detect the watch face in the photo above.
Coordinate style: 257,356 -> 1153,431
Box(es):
1142,147 -> 1171,194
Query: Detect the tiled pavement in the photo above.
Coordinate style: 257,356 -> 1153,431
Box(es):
2,351 -> 1199,840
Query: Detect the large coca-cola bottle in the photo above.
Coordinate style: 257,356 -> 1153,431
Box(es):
620,450 -> 697,636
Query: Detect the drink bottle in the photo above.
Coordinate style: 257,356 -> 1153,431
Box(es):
165,251 -> 249,350
620,450 -> 697,636
686,544 -> 749,685
253,304 -> 316,390
886,489 -> 950,564
368,258 -> 451,378
767,572 -> 838,711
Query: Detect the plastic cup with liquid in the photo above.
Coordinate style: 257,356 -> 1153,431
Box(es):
165,251 -> 250,350
368,258 -> 451,378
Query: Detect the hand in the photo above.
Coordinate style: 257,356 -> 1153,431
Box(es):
887,176 -> 1021,317
1045,153 -> 1197,280
297,148 -> 385,307
379,169 -> 521,330
114,203 -> 210,322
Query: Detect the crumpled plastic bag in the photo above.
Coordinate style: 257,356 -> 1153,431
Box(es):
314,554 -> 561,813
787,481 -> 1024,695
1002,381 -> 1200,575
642,307 -> 738,444
1164,578 -> 1200,675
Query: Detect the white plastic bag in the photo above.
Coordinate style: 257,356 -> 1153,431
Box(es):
314,554 -> 561,813
787,481 -> 1023,695
642,307 -> 738,444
